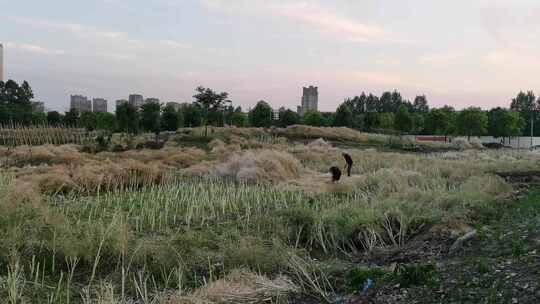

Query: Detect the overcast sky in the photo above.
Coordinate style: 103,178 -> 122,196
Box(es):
2,0 -> 540,112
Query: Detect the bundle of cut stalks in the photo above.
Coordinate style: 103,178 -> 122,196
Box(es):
169,270 -> 297,304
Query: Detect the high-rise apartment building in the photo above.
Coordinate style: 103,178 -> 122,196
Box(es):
145,98 -> 160,105
128,94 -> 144,108
92,98 -> 108,113
297,86 -> 318,116
166,102 -> 189,111
31,101 -> 45,113
116,99 -> 128,111
272,109 -> 280,121
70,95 -> 92,112
0,43 -> 4,82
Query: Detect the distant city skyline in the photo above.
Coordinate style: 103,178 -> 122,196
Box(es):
3,1 -> 540,112
0,43 -> 4,82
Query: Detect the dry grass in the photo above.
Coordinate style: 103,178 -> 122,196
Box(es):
1,144 -> 207,195
468,137 -> 484,149
453,138 -> 472,149
1,144 -> 85,167
277,125 -> 368,142
168,270 -> 297,304
163,148 -> 208,167
185,149 -> 302,184
100,147 -> 208,168
209,127 -> 272,139
208,138 -> 242,157
13,159 -> 168,194
2,180 -> 42,211
2,127 -> 540,303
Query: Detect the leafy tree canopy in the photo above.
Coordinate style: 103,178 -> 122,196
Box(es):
377,112 -> 395,130
80,111 -> 98,131
183,103 -> 202,128
64,108 -> 80,127
488,108 -> 524,138
96,112 -> 117,133
116,103 -> 139,134
231,111 -> 248,127
394,104 -> 412,134
457,107 -> 488,139
412,95 -> 429,113
333,104 -> 354,127
162,104 -> 180,132
303,110 -> 326,127
140,102 -> 162,135
47,111 -> 64,126
193,86 -> 231,134
0,80 -> 34,124
278,108 -> 300,127
249,100 -> 273,128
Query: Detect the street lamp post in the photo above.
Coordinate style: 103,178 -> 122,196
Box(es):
532,110 -> 535,148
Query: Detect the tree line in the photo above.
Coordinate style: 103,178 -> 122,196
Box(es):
332,91 -> 530,140
1,80 -> 539,140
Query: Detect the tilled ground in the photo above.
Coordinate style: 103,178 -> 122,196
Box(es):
342,188 -> 540,304
291,186 -> 540,304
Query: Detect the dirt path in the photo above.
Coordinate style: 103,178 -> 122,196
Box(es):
288,186 -> 540,304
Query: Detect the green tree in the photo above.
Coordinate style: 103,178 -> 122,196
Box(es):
31,112 -> 47,125
96,112 -> 117,133
377,113 -> 395,130
488,107 -> 507,138
366,94 -> 381,112
364,112 -> 379,130
116,103 -> 139,134
176,108 -> 184,128
412,95 -> 429,113
510,91 -> 538,136
411,113 -> 425,134
380,91 -> 404,113
80,111 -> 98,131
162,104 -> 180,131
140,102 -> 162,142
352,114 -> 365,130
506,111 -> 526,139
343,93 -> 367,115
457,107 -> 488,140
249,100 -> 273,127
64,108 -> 80,127
278,109 -> 300,127
488,108 -> 524,141
394,104 -> 412,134
193,86 -> 231,136
223,105 -> 236,126
333,104 -> 354,127
47,111 -> 64,126
424,106 -> 456,137
380,92 -> 393,113
231,111 -> 248,127
0,80 -> 34,124
208,110 -> 225,127
183,103 -> 202,127
303,110 -> 326,127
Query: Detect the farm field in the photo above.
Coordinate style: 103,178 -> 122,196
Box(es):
1,126 -> 539,303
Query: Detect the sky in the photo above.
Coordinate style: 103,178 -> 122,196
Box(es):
2,0 -> 540,112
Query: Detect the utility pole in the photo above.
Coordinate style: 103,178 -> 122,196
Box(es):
532,111 -> 535,147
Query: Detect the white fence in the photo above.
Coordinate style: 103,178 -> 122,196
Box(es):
478,136 -> 540,149
404,135 -> 540,149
